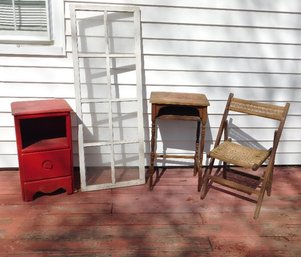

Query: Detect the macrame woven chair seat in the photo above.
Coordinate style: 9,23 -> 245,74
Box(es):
209,141 -> 271,170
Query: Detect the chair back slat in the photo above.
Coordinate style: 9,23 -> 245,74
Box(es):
229,97 -> 287,120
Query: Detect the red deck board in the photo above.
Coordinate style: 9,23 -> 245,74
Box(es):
0,167 -> 300,256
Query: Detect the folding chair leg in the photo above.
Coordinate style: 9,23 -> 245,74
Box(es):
266,170 -> 273,196
200,168 -> 209,199
254,189 -> 265,219
200,158 -> 215,199
254,167 -> 272,219
223,161 -> 228,179
197,159 -> 202,192
254,178 -> 268,219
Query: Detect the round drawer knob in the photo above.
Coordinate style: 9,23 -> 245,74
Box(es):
42,160 -> 53,170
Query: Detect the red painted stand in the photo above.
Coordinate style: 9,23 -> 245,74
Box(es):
11,99 -> 74,201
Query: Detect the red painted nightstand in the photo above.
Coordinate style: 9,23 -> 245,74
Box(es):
11,99 -> 74,201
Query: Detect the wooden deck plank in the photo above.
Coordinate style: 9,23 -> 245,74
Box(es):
0,167 -> 300,256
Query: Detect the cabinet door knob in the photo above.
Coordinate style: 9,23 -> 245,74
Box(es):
42,160 -> 53,170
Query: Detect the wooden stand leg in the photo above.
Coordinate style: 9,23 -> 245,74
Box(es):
149,119 -> 156,190
198,121 -> 206,191
194,121 -> 201,177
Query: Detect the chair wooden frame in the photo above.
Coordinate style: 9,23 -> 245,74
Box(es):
200,93 -> 290,219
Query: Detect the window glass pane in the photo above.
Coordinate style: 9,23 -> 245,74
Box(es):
107,11 -> 135,54
114,142 -> 139,164
0,0 -> 48,32
79,57 -> 110,99
112,101 -> 139,142
115,166 -> 140,183
76,10 -> 106,54
0,1 -> 14,30
110,57 -> 137,98
15,0 -> 47,32
82,102 -> 110,144
85,145 -> 112,185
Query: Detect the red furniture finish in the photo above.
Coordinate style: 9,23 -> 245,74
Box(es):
11,99 -> 74,201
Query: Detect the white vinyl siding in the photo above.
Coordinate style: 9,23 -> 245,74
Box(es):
0,0 -> 301,167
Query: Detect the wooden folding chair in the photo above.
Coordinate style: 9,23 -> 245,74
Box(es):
200,93 -> 290,219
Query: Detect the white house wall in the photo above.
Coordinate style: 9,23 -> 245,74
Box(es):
1,0 -> 301,167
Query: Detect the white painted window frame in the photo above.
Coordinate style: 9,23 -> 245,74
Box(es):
0,0 -> 65,56
70,4 -> 145,191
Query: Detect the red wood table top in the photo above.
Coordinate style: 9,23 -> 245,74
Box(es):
11,99 -> 72,116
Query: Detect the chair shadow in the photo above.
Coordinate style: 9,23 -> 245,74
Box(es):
205,166 -> 263,204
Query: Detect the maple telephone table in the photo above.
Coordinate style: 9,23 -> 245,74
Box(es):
149,92 -> 209,190
11,99 -> 74,201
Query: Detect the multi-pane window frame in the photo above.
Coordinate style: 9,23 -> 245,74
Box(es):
0,0 -> 65,56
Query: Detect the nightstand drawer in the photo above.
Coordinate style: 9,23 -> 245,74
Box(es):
22,149 -> 71,181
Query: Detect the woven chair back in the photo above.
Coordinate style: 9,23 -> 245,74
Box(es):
229,97 -> 287,121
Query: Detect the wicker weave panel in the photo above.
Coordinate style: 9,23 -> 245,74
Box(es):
230,97 -> 285,120
209,141 -> 271,170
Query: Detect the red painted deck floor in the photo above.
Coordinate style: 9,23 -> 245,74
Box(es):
0,167 -> 300,257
